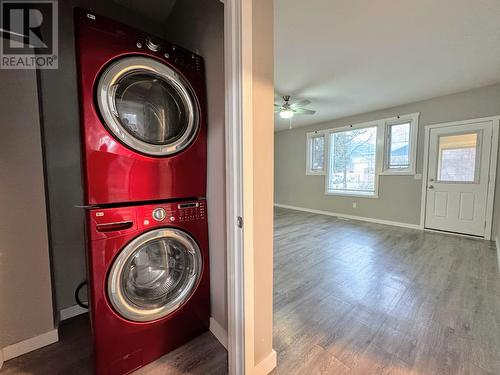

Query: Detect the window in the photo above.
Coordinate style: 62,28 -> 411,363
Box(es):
383,114 -> 419,174
306,132 -> 325,175
304,112 -> 419,198
437,132 -> 479,182
387,122 -> 410,169
326,126 -> 378,196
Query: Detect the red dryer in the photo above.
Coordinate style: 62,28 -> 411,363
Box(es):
75,9 -> 207,205
87,199 -> 210,374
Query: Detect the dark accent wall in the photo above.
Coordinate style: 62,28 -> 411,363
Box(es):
164,0 -> 227,330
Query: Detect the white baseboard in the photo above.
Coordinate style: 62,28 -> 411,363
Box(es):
275,203 -> 421,230
1,329 -> 58,361
58,304 -> 88,321
254,349 -> 277,375
209,317 -> 228,350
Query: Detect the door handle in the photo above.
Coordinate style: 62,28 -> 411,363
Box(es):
428,185 -> 434,189
96,221 -> 133,232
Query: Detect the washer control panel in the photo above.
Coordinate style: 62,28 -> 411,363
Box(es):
141,200 -> 206,227
177,201 -> 206,222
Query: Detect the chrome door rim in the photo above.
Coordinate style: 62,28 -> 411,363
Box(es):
107,228 -> 202,322
97,56 -> 199,156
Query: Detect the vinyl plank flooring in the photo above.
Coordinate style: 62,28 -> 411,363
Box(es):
1,314 -> 227,375
273,207 -> 500,375
4,208 -> 500,374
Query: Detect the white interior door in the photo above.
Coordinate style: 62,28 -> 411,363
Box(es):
424,121 -> 493,237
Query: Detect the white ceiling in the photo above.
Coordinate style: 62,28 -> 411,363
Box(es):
274,0 -> 500,131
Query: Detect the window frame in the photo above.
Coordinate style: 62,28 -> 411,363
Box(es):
306,131 -> 326,175
381,113 -> 420,175
324,121 -> 384,198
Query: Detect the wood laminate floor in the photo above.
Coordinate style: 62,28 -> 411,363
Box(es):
3,208 -> 499,374
272,207 -> 500,375
1,314 -> 227,375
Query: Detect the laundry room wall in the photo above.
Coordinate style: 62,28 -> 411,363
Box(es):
164,0 -> 228,332
0,69 -> 55,357
37,0 -> 173,314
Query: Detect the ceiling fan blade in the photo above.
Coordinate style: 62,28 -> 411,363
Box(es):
293,108 -> 316,115
274,93 -> 287,105
290,99 -> 311,108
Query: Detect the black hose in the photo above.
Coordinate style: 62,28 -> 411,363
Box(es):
75,281 -> 89,309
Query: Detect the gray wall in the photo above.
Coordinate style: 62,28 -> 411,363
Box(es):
0,70 -> 54,349
275,84 -> 500,233
38,0 -> 166,312
165,0 -> 227,330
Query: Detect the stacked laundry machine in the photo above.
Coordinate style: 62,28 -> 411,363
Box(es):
75,8 -> 210,374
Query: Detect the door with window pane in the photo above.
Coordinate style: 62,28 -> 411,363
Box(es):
424,121 -> 493,236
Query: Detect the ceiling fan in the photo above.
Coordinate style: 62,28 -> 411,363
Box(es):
274,95 -> 316,120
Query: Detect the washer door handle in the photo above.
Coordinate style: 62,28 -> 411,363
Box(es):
96,221 -> 133,232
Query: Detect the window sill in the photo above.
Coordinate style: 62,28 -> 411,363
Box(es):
306,170 -> 325,176
379,170 -> 415,176
325,191 -> 379,199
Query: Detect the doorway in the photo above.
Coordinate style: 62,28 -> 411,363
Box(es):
422,117 -> 499,239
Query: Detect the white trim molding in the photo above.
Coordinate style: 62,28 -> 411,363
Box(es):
275,203 -> 421,230
58,304 -> 88,322
224,0 -> 251,374
1,329 -> 58,362
209,317 -> 228,350
420,115 -> 500,239
253,349 -> 277,375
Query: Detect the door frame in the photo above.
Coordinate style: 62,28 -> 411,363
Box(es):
223,0 -> 254,374
419,116 -> 500,240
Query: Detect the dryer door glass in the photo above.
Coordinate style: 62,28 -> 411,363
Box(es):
114,72 -> 189,146
107,228 -> 202,322
97,56 -> 200,156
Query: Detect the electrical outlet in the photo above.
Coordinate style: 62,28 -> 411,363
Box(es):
352,202 -> 357,208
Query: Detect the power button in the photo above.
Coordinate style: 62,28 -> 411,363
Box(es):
152,208 -> 166,221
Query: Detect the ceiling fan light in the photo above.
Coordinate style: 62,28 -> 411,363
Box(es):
279,109 -> 294,119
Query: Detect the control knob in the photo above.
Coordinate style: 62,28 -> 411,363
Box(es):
146,37 -> 161,52
152,208 -> 166,221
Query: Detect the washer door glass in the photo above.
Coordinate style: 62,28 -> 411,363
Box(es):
108,228 -> 202,322
97,56 -> 199,156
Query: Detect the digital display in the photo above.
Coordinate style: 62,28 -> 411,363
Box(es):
178,202 -> 199,209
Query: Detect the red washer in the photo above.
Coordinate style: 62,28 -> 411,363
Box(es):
75,9 -> 207,205
87,199 -> 210,374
